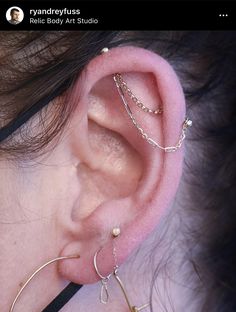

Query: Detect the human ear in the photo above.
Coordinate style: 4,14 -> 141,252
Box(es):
57,46 -> 186,284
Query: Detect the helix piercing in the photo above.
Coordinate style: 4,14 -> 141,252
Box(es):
102,46 -> 162,115
101,47 -> 109,54
114,73 -> 163,115
114,74 -> 192,153
100,47 -> 192,153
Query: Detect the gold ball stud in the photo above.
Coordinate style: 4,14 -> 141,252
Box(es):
186,119 -> 193,127
112,227 -> 121,237
101,47 -> 109,54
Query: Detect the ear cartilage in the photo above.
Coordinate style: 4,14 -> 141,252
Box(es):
100,48 -> 192,152
113,73 -> 192,153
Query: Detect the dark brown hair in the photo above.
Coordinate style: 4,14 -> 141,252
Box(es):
0,31 -> 119,159
10,8 -> 20,15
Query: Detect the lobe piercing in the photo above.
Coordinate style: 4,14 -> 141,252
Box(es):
112,227 -> 121,237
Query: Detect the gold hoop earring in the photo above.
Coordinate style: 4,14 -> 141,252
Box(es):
113,266 -> 150,312
9,254 -> 80,312
93,247 -> 113,304
93,225 -> 150,311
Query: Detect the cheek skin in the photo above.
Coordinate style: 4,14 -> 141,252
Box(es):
21,163 -> 80,222
0,156 -> 80,243
0,157 -> 81,309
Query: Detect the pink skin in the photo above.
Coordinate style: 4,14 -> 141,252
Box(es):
58,46 -> 185,284
1,46 -> 185,311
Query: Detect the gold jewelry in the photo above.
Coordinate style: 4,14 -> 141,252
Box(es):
93,247 -> 112,304
93,226 -> 121,303
100,47 -> 192,153
101,47 -> 161,115
111,233 -> 150,312
112,226 -> 121,237
114,73 -> 163,115
94,227 -> 150,310
114,73 -> 192,153
101,47 -> 109,54
113,267 -> 150,312
9,254 -> 80,312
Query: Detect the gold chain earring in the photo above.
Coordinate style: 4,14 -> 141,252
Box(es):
114,73 -> 163,115
111,227 -> 150,312
101,47 -> 192,153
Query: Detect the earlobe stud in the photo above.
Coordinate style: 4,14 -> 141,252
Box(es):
94,227 -> 150,311
112,227 -> 121,237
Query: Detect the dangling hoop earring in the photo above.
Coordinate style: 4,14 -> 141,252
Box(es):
94,226 -> 150,311
9,254 -> 80,312
93,247 -> 113,304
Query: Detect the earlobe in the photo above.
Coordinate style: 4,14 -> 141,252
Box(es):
58,46 -> 190,285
